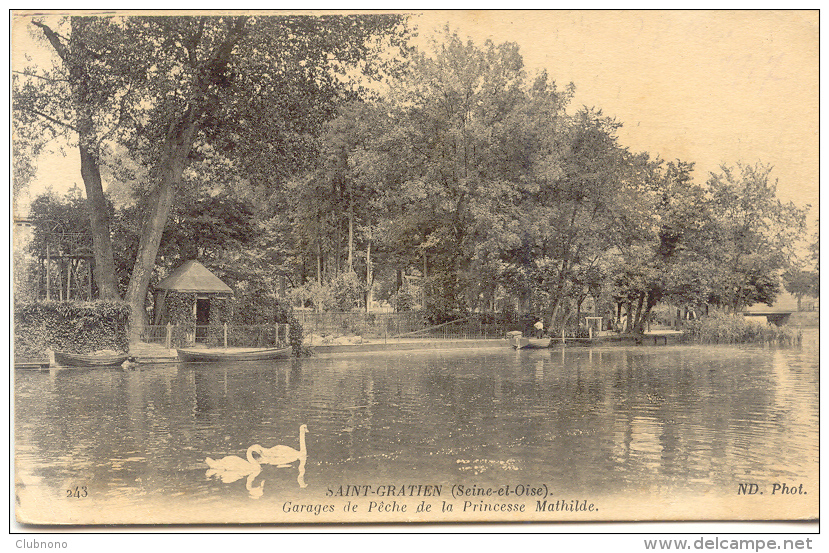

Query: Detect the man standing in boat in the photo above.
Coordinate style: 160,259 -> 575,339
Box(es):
534,318 -> 544,339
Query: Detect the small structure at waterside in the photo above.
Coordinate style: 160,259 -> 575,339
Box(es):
152,260 -> 234,347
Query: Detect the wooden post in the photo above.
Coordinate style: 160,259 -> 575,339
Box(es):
223,322 -> 228,348
165,323 -> 172,350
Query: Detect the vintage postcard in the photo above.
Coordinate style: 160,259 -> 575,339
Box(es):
12,10 -> 818,528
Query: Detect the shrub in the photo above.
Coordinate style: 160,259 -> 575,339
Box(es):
682,310 -> 802,345
286,313 -> 311,357
389,289 -> 415,312
271,302 -> 308,357
14,300 -> 130,358
330,271 -> 364,312
289,281 -> 333,312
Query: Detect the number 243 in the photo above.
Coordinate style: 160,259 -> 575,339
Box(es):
66,486 -> 87,498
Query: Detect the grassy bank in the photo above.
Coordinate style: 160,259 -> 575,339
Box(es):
682,311 -> 802,345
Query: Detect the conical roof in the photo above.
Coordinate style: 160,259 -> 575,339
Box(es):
156,260 -> 233,293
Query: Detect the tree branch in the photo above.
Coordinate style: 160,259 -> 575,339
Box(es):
14,105 -> 77,132
12,70 -> 69,83
95,85 -> 133,149
31,20 -> 70,62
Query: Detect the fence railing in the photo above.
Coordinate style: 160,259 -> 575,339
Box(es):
142,324 -> 171,347
294,311 -> 522,341
294,311 -> 425,338
140,323 -> 291,349
140,313 -> 528,348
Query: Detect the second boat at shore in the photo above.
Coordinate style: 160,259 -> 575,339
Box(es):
177,346 -> 292,362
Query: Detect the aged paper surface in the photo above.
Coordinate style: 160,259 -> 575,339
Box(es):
12,9 -> 818,528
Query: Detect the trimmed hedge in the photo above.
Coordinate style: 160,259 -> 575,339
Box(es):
14,300 -> 130,359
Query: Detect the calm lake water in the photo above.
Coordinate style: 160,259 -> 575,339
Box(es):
15,330 -> 818,524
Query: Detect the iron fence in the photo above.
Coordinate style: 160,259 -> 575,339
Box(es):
141,324 -> 170,347
140,323 -> 291,349
139,314 -> 524,348
294,311 -> 521,341
294,311 -> 425,338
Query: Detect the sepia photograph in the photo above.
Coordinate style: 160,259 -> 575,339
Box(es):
11,9 -> 818,530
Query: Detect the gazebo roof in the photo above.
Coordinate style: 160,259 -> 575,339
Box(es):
156,260 -> 233,294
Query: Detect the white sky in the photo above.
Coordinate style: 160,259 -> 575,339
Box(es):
413,10 -> 818,211
12,10 -> 819,222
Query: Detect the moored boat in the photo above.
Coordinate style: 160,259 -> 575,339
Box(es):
506,331 -> 531,349
53,351 -> 132,368
177,346 -> 292,362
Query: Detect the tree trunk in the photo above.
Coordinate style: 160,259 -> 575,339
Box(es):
316,242 -> 322,285
365,236 -> 372,312
334,223 -> 341,276
624,300 -> 633,333
576,295 -> 584,326
634,291 -> 658,336
632,292 -> 645,334
347,185 -> 354,273
547,253 -> 574,332
78,138 -> 120,300
125,110 -> 199,343
35,19 -> 120,301
125,177 -> 174,343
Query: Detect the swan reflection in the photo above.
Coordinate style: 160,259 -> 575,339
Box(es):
297,457 -> 307,488
205,444 -> 266,499
245,473 -> 264,499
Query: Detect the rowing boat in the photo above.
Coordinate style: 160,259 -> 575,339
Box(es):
506,331 -> 531,349
177,346 -> 292,362
53,351 -> 131,368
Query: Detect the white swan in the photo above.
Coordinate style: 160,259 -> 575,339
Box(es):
205,444 -> 264,483
259,425 -> 308,467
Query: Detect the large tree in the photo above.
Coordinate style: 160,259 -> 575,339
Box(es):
703,162 -> 807,311
14,16 -> 146,299
15,13 -> 409,341
498,106 -> 647,329
606,159 -> 711,334
364,30 -> 574,316
782,265 -> 818,311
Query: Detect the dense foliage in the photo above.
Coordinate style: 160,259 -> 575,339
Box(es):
682,311 -> 801,345
14,18 -> 815,342
287,31 -> 811,332
14,300 -> 130,358
15,13 -> 410,341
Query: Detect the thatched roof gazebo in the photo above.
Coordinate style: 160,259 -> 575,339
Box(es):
152,260 -> 233,346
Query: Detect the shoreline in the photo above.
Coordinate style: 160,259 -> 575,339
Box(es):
17,326 -> 816,369
13,332 -> 678,368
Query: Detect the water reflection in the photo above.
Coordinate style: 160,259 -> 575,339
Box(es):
14,331 -> 819,520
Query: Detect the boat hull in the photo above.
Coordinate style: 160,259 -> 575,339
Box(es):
53,351 -> 130,368
177,346 -> 292,362
508,335 -> 531,349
